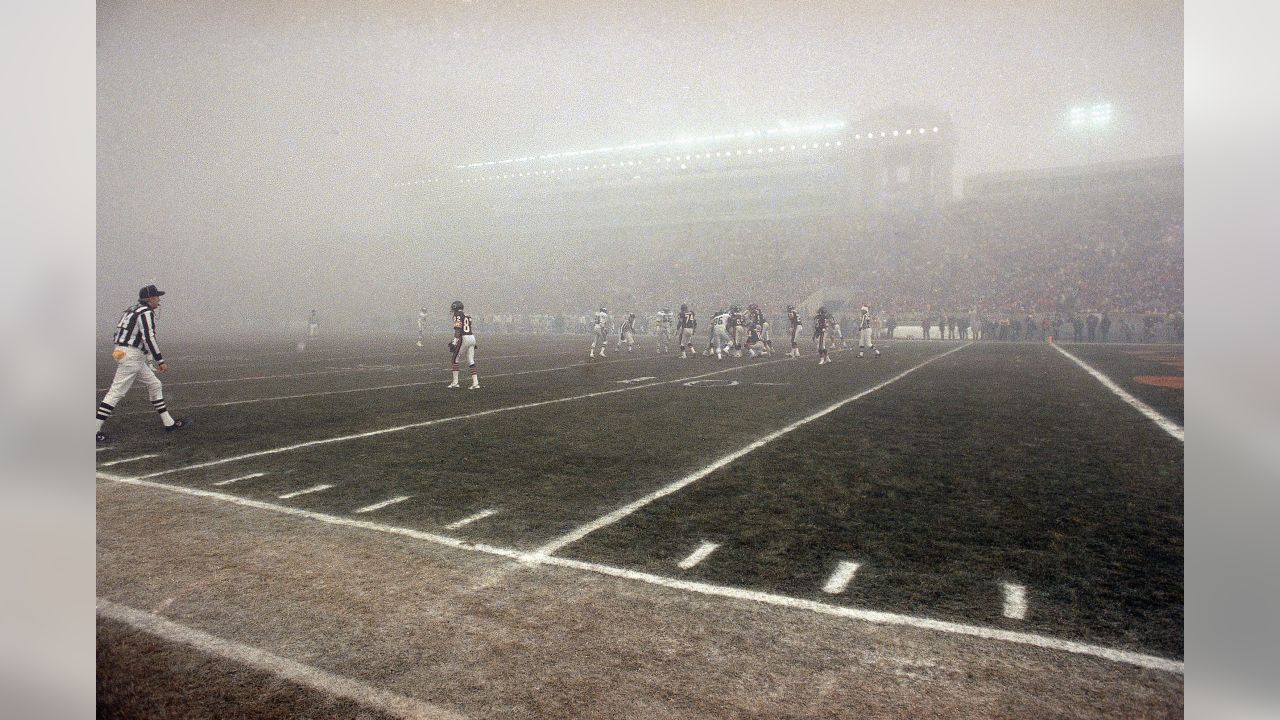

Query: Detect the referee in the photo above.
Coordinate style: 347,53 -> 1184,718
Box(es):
95,285 -> 191,444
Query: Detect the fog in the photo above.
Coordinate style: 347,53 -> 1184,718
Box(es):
96,0 -> 1182,338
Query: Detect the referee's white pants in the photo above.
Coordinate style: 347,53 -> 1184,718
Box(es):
859,328 -> 874,348
102,346 -> 164,407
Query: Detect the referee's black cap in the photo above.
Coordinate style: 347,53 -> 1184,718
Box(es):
139,284 -> 166,299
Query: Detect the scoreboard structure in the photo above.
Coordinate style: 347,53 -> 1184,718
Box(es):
393,107 -> 954,232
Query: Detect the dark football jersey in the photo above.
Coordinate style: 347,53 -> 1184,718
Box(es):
452,313 -> 473,336
678,310 -> 697,331
788,310 -> 802,328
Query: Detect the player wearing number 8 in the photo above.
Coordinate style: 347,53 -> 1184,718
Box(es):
447,300 -> 479,389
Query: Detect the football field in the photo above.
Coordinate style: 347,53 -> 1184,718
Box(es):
96,334 -> 1183,719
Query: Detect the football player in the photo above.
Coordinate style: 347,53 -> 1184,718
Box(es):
589,306 -> 611,358
447,300 -> 480,389
744,320 -> 770,358
727,305 -> 748,358
814,306 -> 833,365
707,308 -> 733,359
747,303 -> 772,353
618,312 -> 637,353
654,308 -> 674,353
857,304 -> 881,358
786,304 -> 803,357
676,304 -> 697,358
416,307 -> 429,347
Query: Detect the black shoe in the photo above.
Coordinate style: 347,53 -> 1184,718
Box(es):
165,418 -> 193,432
96,432 -> 109,444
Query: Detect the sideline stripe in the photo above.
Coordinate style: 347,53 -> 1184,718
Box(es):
279,484 -> 333,500
444,509 -> 497,530
1003,583 -> 1028,620
822,561 -> 861,595
112,355 -> 654,416
96,352 -> 543,391
212,472 -> 266,487
96,472 -> 1183,674
99,453 -> 159,467
1050,343 -> 1184,442
97,598 -> 466,720
129,353 -> 806,481
355,495 -> 412,514
532,343 -> 970,557
676,541 -> 720,570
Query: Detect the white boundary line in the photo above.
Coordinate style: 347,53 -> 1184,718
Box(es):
129,353 -> 806,481
444,509 -> 497,530
822,561 -> 861,595
355,495 -> 412,514
676,541 -> 720,569
95,471 -> 1183,674
531,343 -> 971,557
111,355 -> 655,416
94,471 -> 1182,671
1050,343 -> 1184,442
97,598 -> 466,720
98,453 -> 159,468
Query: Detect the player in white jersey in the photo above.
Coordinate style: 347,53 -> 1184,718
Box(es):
830,315 -> 845,349
618,313 -> 637,352
589,307 -> 611,358
706,309 -> 733,359
676,304 -> 697,358
857,304 -> 881,357
416,307 -> 429,347
654,308 -> 674,353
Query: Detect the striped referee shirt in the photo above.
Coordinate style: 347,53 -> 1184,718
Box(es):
113,303 -> 163,362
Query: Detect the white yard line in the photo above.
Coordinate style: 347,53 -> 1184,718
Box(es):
129,354 -> 800,481
212,472 -> 267,487
278,484 -> 333,500
355,495 -> 413,514
444,509 -> 497,530
96,471 -> 1183,674
95,352 -> 547,392
96,598 -> 466,720
821,561 -> 861,595
1002,583 -> 1028,620
98,453 -> 159,467
112,355 -> 655,416
676,541 -> 720,570
531,344 -> 971,557
1050,343 -> 1184,442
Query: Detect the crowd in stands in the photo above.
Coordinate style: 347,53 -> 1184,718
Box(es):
466,182 -> 1183,343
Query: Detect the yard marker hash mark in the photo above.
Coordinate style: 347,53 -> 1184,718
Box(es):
278,484 -> 333,499
1050,343 -> 1183,442
96,599 -> 465,720
1003,583 -> 1028,620
822,561 -> 861,595
532,344 -> 971,557
355,495 -> 412,514
212,472 -> 266,487
97,471 -> 1184,674
677,541 -> 720,569
445,509 -> 497,530
98,453 -> 159,467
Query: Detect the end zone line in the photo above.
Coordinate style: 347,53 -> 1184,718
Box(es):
531,343 -> 970,557
1050,343 -> 1184,442
97,598 -> 467,720
95,471 -> 1183,674
129,354 -> 801,481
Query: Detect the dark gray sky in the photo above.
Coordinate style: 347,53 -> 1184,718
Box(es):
97,0 -> 1182,329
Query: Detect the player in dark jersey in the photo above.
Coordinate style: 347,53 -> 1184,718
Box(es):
786,304 -> 804,357
728,305 -> 747,357
448,300 -> 479,389
813,306 -> 833,365
618,312 -> 637,352
747,303 -> 772,353
676,304 -> 698,358
744,321 -> 770,358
